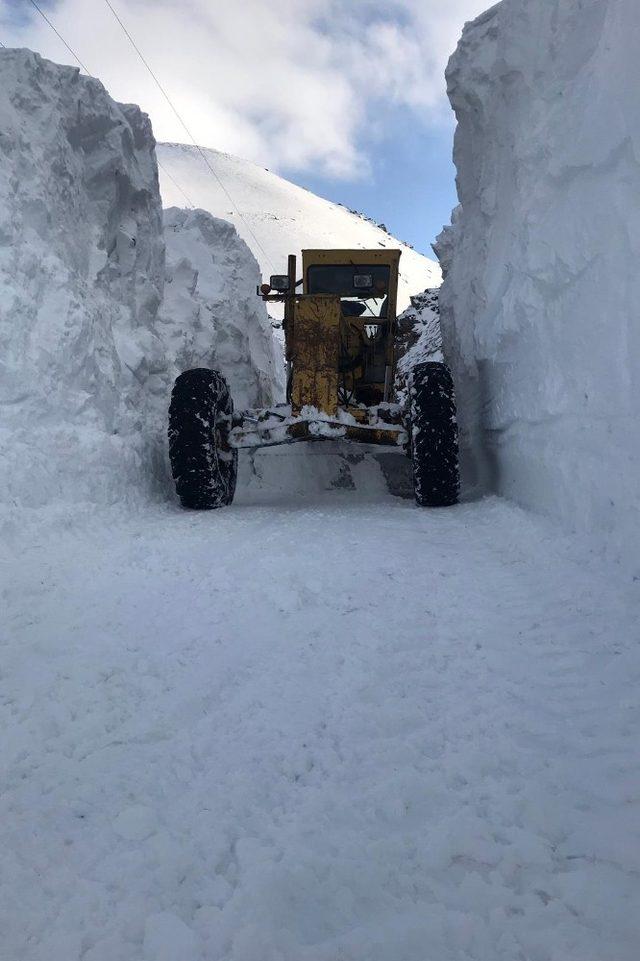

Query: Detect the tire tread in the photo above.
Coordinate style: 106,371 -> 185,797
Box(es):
410,361 -> 460,507
168,368 -> 237,510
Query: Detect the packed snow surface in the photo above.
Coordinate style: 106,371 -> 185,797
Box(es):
3,471 -> 639,961
157,143 -> 441,313
436,0 -> 640,568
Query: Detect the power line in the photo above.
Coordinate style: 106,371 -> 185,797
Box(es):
24,0 -> 195,210
102,0 -> 275,270
27,0 -> 90,73
158,164 -> 195,209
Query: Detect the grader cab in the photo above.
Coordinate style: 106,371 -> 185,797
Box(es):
168,248 -> 459,510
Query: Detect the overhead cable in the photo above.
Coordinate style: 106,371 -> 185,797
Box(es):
102,0 -> 276,269
24,0 -> 195,209
27,0 -> 90,73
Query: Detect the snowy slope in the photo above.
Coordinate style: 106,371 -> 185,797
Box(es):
157,143 -> 441,313
436,0 -> 640,569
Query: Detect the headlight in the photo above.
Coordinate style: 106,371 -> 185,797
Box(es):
270,274 -> 291,291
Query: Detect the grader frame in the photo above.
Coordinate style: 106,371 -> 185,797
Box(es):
228,248 -> 406,451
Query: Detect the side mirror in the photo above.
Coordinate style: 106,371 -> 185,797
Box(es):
269,274 -> 290,292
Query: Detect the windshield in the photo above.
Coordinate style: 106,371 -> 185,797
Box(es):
307,264 -> 390,319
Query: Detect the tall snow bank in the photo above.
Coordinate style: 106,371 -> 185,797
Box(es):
0,50 -> 282,508
160,207 -> 284,410
437,0 -> 640,566
0,48 -> 164,506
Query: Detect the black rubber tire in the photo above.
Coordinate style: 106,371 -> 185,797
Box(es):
168,368 -> 238,510
410,362 -> 460,507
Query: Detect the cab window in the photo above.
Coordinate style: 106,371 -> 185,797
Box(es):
307,264 -> 390,319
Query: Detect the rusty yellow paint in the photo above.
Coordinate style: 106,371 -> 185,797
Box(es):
291,295 -> 341,415
343,423 -> 402,446
301,248 -> 401,388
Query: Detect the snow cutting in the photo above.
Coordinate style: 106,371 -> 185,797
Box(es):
168,249 -> 460,510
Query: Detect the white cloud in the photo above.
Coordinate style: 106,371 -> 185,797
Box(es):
0,0 -> 489,180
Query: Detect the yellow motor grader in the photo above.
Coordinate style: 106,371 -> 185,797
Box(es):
168,248 -> 459,509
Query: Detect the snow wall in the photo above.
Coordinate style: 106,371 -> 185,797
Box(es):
437,0 -> 640,567
160,207 -> 282,412
0,50 -> 281,509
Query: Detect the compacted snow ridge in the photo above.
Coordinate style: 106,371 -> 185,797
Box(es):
436,0 -> 640,570
3,485 -> 639,961
156,143 -> 441,314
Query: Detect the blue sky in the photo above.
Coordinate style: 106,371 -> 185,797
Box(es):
295,106 -> 458,256
1,0 -> 486,258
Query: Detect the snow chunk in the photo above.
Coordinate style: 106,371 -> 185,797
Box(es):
437,0 -> 640,567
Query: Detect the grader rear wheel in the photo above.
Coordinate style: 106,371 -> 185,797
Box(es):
409,362 -> 459,507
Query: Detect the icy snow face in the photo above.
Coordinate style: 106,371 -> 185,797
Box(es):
436,0 -> 640,565
0,49 -> 165,506
156,142 -> 441,313
395,288 -> 443,403
159,207 -> 284,410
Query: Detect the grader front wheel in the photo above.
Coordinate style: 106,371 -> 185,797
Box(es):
168,368 -> 238,510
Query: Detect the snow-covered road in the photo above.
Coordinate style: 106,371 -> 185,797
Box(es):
2,474 -> 639,961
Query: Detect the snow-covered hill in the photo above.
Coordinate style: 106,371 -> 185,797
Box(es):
157,143 -> 441,313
